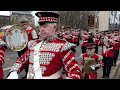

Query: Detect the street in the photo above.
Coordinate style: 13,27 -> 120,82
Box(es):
3,41 -> 120,79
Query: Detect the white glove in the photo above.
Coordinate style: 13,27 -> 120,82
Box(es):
7,71 -> 18,79
95,64 -> 101,67
90,65 -> 95,70
90,64 -> 101,70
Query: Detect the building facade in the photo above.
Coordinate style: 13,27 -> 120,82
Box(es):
10,11 -> 35,27
94,11 -> 120,32
109,11 -> 120,30
0,15 -> 11,28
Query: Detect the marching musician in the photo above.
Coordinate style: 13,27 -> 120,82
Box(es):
0,32 -> 7,79
103,30 -> 112,46
102,31 -> 114,79
57,30 -> 64,39
94,32 -> 101,54
18,19 -> 38,57
81,31 -> 89,53
112,30 -> 120,66
17,19 -> 38,58
7,12 -> 82,79
72,30 -> 79,46
79,42 -> 103,79
17,19 -> 38,78
63,29 -> 73,43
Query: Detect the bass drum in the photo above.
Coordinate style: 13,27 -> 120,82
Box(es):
5,25 -> 28,51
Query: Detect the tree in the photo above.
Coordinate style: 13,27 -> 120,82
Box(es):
57,11 -> 96,30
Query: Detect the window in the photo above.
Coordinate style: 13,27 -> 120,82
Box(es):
111,11 -> 113,15
119,15 -> 120,21
114,11 -> 117,19
109,17 -> 111,24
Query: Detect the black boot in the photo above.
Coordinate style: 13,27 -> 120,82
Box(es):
102,75 -> 106,78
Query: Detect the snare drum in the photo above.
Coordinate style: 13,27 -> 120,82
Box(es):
5,25 -> 28,51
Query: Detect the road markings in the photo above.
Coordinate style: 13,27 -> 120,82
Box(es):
3,67 -> 12,71
5,59 -> 10,61
76,56 -> 80,60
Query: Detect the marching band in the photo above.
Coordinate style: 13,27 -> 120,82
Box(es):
0,11 -> 120,79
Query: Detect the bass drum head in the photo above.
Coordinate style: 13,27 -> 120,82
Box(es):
5,25 -> 28,51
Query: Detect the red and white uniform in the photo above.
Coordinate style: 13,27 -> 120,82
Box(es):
112,36 -> 120,51
103,36 -> 113,46
0,40 -> 6,79
26,26 -> 38,41
63,33 -> 73,43
57,31 -> 64,39
94,33 -> 101,46
118,35 -> 120,42
102,46 -> 114,57
72,32 -> 79,43
80,53 -> 103,79
9,35 -> 82,79
81,34 -> 89,47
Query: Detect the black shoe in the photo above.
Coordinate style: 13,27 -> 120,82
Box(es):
21,76 -> 27,79
113,64 -> 116,66
105,76 -> 110,79
102,75 -> 106,78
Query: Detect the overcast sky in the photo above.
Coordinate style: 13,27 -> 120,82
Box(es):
0,11 -> 39,26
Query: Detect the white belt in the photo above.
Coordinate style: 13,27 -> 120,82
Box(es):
41,69 -> 62,79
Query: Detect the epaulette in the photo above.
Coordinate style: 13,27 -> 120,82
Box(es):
60,42 -> 76,52
28,40 -> 39,50
56,37 -> 76,52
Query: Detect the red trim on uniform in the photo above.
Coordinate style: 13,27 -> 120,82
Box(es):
102,49 -> 114,57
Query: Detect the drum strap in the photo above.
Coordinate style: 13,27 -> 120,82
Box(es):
33,41 -> 43,79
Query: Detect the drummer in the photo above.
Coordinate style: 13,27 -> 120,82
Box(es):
0,31 -> 7,79
17,19 -> 38,78
79,42 -> 103,79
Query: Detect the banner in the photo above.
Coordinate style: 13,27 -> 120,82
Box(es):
88,15 -> 95,27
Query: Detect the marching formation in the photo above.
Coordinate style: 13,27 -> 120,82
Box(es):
0,11 -> 120,79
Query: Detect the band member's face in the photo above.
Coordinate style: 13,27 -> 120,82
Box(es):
86,48 -> 95,55
39,23 -> 57,39
105,33 -> 109,36
65,31 -> 70,35
114,32 -> 119,36
21,23 -> 29,29
106,44 -> 110,48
